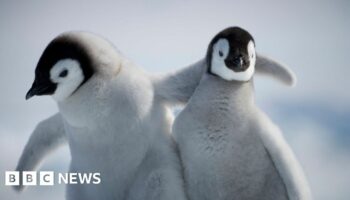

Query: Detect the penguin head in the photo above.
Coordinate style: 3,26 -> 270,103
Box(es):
26,31 -> 123,102
206,27 -> 256,81
26,35 -> 94,102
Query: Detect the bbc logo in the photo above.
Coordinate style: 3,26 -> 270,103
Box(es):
5,171 -> 54,186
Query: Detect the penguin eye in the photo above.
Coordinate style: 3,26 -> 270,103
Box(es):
59,69 -> 68,78
219,51 -> 223,57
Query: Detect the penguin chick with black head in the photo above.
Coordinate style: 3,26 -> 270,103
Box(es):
22,32 -> 188,200
173,27 -> 312,200
15,29 -> 300,199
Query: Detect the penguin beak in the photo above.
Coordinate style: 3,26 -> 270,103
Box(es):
25,80 -> 57,100
225,55 -> 249,72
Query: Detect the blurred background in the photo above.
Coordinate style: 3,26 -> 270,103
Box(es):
0,0 -> 349,199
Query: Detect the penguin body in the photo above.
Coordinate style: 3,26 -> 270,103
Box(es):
173,27 -> 311,200
174,75 -> 288,200
15,30 -> 301,199
21,32 -> 187,200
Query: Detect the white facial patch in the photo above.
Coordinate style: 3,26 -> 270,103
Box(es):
246,40 -> 256,78
50,59 -> 84,101
211,39 -> 256,81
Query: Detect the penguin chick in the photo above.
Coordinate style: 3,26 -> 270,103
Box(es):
15,52 -> 296,189
173,27 -> 312,200
16,29 -> 298,197
22,31 -> 188,200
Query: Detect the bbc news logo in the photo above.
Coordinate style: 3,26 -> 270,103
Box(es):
5,171 -> 101,186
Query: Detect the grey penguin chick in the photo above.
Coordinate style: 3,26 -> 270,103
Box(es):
173,27 -> 312,200
22,31 -> 188,200
14,55 -> 294,182
15,30 -> 297,198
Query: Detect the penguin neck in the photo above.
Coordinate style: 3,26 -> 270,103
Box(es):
200,73 -> 255,112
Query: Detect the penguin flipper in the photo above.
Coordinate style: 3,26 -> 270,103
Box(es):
255,54 -> 297,87
256,111 -> 312,200
151,59 -> 206,106
152,54 -> 295,105
14,113 -> 67,192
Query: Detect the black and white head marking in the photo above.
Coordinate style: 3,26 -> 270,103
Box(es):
26,35 -> 94,101
207,27 -> 256,81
